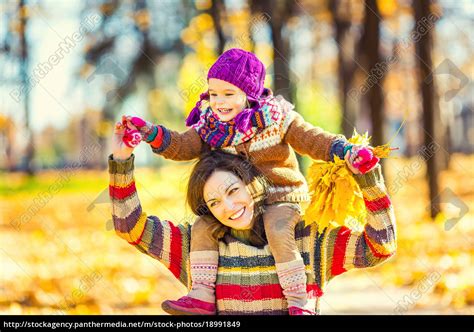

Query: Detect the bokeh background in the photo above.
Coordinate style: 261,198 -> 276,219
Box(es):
0,0 -> 473,315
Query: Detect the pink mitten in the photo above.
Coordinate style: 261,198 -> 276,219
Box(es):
122,115 -> 159,144
128,116 -> 147,128
352,146 -> 379,174
122,128 -> 142,148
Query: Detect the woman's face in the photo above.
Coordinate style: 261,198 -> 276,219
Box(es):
208,78 -> 247,122
203,170 -> 255,230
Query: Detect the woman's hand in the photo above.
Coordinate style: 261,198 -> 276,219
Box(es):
112,121 -> 136,161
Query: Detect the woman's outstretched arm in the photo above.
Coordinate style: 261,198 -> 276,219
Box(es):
108,154 -> 191,288
316,164 -> 397,284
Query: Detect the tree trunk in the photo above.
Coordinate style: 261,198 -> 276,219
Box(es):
19,0 -> 35,175
330,0 -> 357,137
413,0 -> 441,219
210,0 -> 226,54
361,0 -> 384,148
98,105 -> 115,169
262,0 -> 294,103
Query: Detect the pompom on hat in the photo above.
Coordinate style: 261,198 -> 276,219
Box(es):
185,48 -> 267,133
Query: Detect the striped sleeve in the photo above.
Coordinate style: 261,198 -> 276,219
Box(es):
108,154 -> 191,288
318,164 -> 397,283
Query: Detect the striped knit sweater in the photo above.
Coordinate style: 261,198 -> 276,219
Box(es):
109,154 -> 397,315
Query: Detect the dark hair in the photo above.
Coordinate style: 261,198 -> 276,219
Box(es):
186,150 -> 269,242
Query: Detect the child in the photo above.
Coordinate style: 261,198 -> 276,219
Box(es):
123,48 -> 378,315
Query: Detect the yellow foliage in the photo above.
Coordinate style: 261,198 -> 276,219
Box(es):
304,130 -> 395,231
304,156 -> 366,232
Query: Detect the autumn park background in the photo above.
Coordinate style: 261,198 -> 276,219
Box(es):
0,0 -> 473,315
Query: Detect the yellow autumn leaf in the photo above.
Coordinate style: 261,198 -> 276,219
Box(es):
303,130 -> 395,230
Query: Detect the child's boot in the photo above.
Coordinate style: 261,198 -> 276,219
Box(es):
275,258 -> 316,315
161,250 -> 218,315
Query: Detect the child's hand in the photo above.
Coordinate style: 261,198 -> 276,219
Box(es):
346,144 -> 380,174
122,115 -> 157,143
344,149 -> 361,174
112,121 -> 135,161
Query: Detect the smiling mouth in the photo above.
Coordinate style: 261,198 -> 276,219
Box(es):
228,207 -> 245,220
217,108 -> 233,114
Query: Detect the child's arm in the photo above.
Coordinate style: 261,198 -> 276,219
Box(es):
315,164 -> 397,284
151,126 -> 204,161
283,112 -> 348,162
124,116 -> 203,161
108,154 -> 191,288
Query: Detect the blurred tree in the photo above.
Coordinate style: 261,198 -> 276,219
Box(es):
18,0 -> 35,175
0,114 -> 16,171
253,0 -> 296,102
1,0 -> 36,174
209,0 -> 226,54
78,0 -> 188,167
329,0 -> 358,138
412,0 -> 441,218
360,0 -> 384,148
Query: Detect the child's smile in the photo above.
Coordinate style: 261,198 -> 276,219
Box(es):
208,78 -> 247,122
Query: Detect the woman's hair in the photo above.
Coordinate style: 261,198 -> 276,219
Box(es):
186,150 -> 269,241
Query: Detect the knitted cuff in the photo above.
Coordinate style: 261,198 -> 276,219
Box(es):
108,154 -> 135,174
143,125 -> 158,143
352,164 -> 383,189
329,138 -> 349,161
149,126 -> 164,148
151,126 -> 171,154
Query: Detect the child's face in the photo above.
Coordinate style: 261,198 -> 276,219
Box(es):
208,78 -> 247,122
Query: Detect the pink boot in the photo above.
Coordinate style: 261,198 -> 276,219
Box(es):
161,251 -> 218,315
288,306 -> 317,315
275,258 -> 317,315
161,296 -> 216,315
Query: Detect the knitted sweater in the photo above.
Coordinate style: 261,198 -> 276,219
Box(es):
109,154 -> 397,315
150,94 -> 344,204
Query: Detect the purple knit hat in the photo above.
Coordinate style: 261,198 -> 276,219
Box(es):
185,48 -> 266,132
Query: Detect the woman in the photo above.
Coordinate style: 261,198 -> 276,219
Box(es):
109,121 -> 397,315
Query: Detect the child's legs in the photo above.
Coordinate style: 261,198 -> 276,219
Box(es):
190,215 -> 221,252
263,202 -> 314,312
263,202 -> 302,264
182,216 -> 221,304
